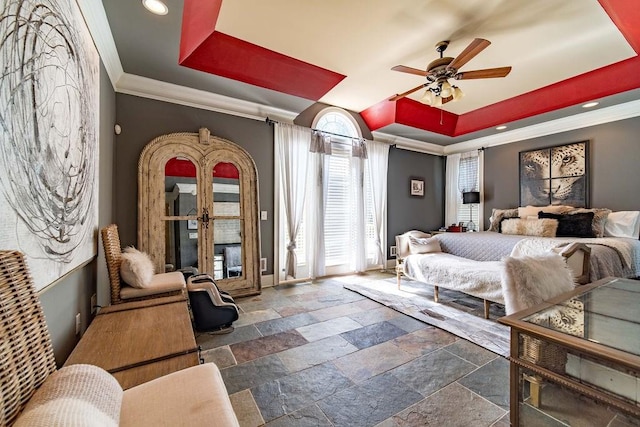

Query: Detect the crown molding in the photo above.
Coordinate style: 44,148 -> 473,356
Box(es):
444,99 -> 640,155
77,0 -> 123,89
116,73 -> 298,123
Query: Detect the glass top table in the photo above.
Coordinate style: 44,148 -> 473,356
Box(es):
499,277 -> 640,425
521,277 -> 640,356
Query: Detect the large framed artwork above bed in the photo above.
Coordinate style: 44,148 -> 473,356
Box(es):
519,141 -> 588,207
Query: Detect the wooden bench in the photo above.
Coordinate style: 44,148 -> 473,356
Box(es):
65,295 -> 199,389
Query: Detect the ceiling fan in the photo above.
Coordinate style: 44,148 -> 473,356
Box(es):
390,38 -> 511,107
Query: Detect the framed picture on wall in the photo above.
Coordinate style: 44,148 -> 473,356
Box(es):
410,179 -> 424,197
519,141 -> 588,207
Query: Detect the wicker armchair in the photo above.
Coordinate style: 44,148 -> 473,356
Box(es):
0,250 -> 57,426
0,250 -> 239,426
101,224 -> 186,304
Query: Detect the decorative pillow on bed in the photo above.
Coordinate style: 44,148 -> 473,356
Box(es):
565,208 -> 611,238
408,236 -> 442,254
538,211 -> 595,238
501,218 -> 558,237
488,208 -> 519,232
517,205 -> 573,218
120,247 -> 155,288
603,211 -> 640,239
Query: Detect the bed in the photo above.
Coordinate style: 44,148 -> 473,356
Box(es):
430,231 -> 640,281
397,228 -> 640,315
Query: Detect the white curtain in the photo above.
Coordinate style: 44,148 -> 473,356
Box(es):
351,144 -> 366,272
365,139 -> 389,267
478,149 -> 485,230
308,132 -> 331,279
445,153 -> 461,227
275,123 -> 311,279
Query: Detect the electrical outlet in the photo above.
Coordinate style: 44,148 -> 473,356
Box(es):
260,258 -> 267,272
91,293 -> 97,314
75,313 -> 81,335
390,246 -> 397,257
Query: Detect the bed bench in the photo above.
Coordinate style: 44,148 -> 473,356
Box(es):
395,231 -> 591,318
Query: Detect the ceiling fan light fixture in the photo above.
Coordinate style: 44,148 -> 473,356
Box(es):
432,95 -> 443,108
419,90 -> 433,105
142,0 -> 168,15
440,80 -> 453,98
452,86 -> 464,101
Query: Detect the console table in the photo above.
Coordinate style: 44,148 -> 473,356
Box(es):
499,277 -> 640,425
65,296 -> 199,389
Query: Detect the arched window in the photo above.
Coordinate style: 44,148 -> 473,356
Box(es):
312,107 -> 362,139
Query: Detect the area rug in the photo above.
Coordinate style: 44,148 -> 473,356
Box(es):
343,274 -> 510,357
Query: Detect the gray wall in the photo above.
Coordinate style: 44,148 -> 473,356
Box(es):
39,62 -> 116,366
114,94 -> 275,274
483,116 -> 640,228
387,147 -> 445,259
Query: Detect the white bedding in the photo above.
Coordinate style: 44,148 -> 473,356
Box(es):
510,236 -> 640,280
401,233 -> 640,305
403,253 -> 505,304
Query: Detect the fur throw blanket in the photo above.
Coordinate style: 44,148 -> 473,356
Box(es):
501,253 -> 574,315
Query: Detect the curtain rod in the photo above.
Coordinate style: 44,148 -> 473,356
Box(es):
265,117 -> 365,142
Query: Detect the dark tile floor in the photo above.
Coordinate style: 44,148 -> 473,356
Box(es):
197,272 -> 510,426
195,272 -> 637,427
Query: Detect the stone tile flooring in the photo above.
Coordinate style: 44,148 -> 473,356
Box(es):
195,272 -> 635,426
197,272 -> 511,426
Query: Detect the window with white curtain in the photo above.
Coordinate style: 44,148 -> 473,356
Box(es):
457,152 -> 479,227
278,107 -> 388,281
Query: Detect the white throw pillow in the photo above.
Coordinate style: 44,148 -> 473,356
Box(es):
604,211 -> 640,239
408,236 -> 442,254
501,254 -> 575,315
120,247 -> 155,288
14,364 -> 123,427
501,218 -> 558,237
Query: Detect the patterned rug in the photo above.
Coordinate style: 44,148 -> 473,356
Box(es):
343,274 -> 510,357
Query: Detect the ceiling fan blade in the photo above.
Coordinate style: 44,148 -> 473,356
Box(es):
389,84 -> 427,101
391,65 -> 428,77
456,66 -> 512,80
441,96 -> 454,105
446,38 -> 491,71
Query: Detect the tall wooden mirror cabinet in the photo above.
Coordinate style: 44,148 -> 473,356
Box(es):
138,128 -> 261,297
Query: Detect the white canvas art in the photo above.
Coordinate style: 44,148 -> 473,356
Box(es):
0,0 -> 100,290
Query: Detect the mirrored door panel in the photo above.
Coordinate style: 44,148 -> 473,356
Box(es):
212,162 -> 240,216
164,219 -> 199,275
212,162 -> 243,280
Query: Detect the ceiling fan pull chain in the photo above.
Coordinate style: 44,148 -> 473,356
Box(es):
440,108 -> 443,125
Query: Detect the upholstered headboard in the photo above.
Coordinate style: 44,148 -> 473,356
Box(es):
395,230 -> 432,260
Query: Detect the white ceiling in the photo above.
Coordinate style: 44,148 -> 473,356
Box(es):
216,0 -> 633,114
98,0 -> 640,148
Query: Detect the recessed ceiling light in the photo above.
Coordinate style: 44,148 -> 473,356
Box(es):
142,0 -> 168,15
582,102 -> 599,108
496,125 -> 507,130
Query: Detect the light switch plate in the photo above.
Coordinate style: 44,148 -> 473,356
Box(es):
261,211 -> 268,221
